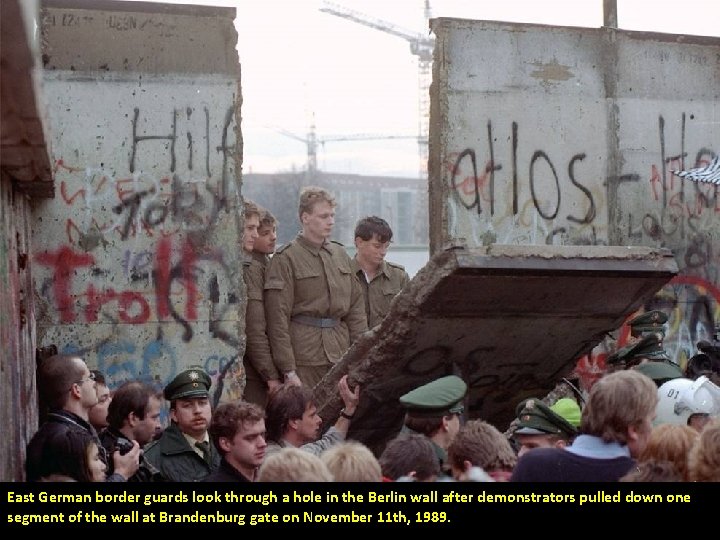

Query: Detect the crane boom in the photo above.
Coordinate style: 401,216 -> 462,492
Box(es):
320,1 -> 433,60
319,1 -> 433,179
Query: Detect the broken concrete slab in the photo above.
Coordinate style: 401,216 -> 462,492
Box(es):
314,244 -> 678,454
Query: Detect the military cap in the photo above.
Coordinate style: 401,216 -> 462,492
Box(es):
610,334 -> 670,368
400,375 -> 467,417
514,398 -> 578,438
634,361 -> 683,387
607,343 -> 634,365
627,310 -> 668,337
164,368 -> 211,401
626,334 -> 670,363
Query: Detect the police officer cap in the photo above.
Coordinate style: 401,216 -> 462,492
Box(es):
400,375 -> 467,417
514,398 -> 578,438
626,334 -> 670,362
628,310 -> 668,337
164,368 -> 211,401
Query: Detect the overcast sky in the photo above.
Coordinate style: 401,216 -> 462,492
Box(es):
119,0 -> 720,178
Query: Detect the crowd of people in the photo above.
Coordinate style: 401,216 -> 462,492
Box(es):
23,186 -> 720,482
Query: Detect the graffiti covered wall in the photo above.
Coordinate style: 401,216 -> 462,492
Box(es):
35,1 -> 246,403
429,20 -> 719,370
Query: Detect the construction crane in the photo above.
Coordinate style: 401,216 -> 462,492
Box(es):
276,121 -> 417,177
319,1 -> 434,179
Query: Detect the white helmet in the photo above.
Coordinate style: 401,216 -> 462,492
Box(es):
655,376 -> 720,426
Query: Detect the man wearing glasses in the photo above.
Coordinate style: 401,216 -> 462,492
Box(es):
25,354 -> 140,481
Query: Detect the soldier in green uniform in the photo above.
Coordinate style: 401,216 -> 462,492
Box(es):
253,207 -> 278,261
242,201 -> 282,406
399,375 -> 468,475
351,216 -> 410,329
264,186 -> 368,388
512,397 -> 580,457
608,333 -> 683,387
144,368 -> 220,482
627,309 -> 668,339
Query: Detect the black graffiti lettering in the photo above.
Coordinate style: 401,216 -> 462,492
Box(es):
186,107 -> 193,170
130,107 -> 177,173
143,200 -> 169,227
215,106 -> 235,206
511,121 -> 519,214
171,174 -> 206,228
487,121 -> 496,215
685,234 -> 711,269
529,150 -> 560,220
566,153 -> 596,224
113,188 -> 155,240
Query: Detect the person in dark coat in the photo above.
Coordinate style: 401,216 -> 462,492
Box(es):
99,380 -> 166,482
26,353 -> 140,482
144,368 -> 220,481
205,401 -> 266,482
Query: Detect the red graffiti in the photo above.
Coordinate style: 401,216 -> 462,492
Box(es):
155,237 -> 172,319
36,240 -> 199,325
35,246 -> 94,323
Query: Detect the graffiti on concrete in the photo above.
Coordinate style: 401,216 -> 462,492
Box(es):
37,101 -> 246,403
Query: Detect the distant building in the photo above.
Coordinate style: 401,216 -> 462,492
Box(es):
243,171 -> 428,247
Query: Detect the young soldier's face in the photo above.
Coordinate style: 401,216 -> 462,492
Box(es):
355,233 -> 389,267
302,201 -> 335,241
242,215 -> 260,252
254,223 -> 277,254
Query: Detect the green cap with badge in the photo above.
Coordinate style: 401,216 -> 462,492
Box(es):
628,310 -> 668,337
400,375 -> 467,417
626,334 -> 671,363
610,334 -> 670,368
164,367 -> 212,401
514,398 -> 579,438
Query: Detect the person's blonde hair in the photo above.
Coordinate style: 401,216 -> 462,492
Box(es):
243,199 -> 261,220
298,186 -> 335,220
640,423 -> 698,480
257,448 -> 333,482
581,370 -> 658,444
320,441 -> 382,482
688,418 -> 720,481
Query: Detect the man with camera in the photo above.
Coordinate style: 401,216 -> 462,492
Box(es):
99,380 -> 165,481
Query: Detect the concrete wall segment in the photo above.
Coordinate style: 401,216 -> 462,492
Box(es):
36,0 -> 246,406
41,0 -> 239,76
429,18 -> 719,369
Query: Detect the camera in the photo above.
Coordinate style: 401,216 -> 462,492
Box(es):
115,436 -> 134,456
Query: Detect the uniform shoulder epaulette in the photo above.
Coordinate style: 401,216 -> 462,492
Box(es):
274,242 -> 292,255
387,261 -> 406,270
330,240 -> 345,247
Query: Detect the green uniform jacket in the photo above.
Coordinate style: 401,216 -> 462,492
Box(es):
264,234 -> 368,374
244,254 -> 280,383
143,424 -> 219,482
352,258 -> 409,329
